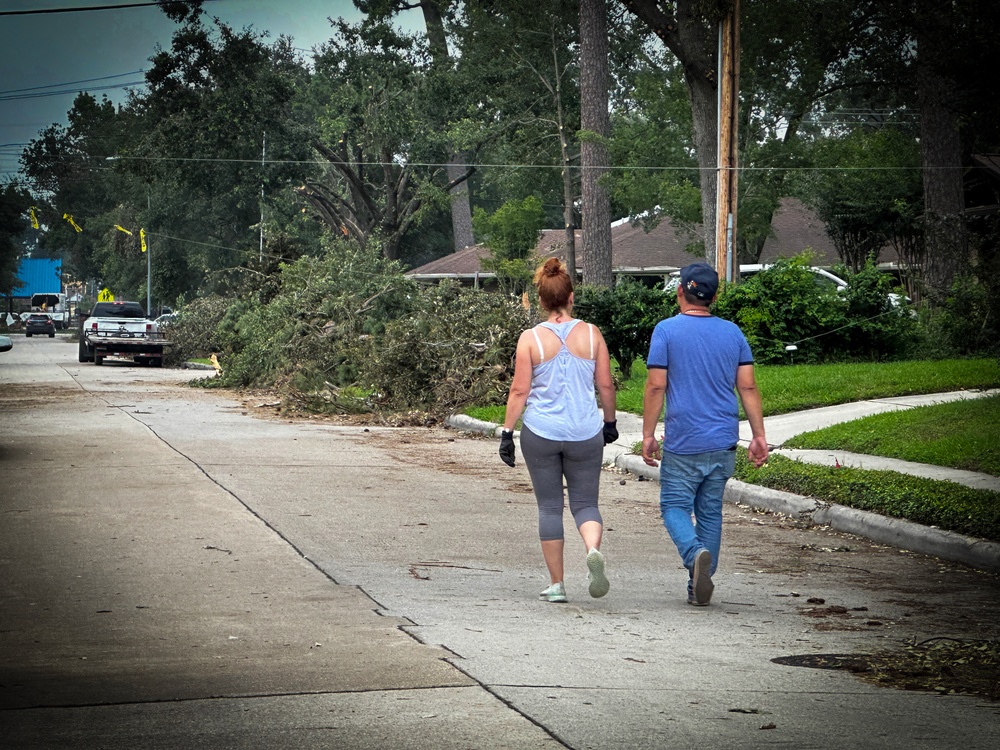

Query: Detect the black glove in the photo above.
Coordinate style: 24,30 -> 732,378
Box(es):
603,420 -> 619,445
499,430 -> 516,467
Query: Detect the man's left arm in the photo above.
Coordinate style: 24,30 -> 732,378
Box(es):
736,364 -> 769,467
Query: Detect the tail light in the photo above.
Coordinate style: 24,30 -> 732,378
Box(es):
146,323 -> 152,333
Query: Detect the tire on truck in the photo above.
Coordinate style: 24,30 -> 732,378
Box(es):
78,337 -> 93,362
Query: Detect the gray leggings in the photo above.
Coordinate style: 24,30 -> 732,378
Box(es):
519,425 -> 604,541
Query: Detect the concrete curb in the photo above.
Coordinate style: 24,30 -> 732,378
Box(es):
445,414 -> 1000,574
446,413 -> 504,437
724,479 -> 1000,574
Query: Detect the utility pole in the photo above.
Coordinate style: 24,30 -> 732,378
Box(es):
146,191 -> 152,315
260,132 -> 266,262
715,0 -> 740,283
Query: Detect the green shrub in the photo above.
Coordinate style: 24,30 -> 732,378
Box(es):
711,256 -> 920,364
181,235 -> 416,390
918,274 -> 1000,359
574,277 -> 677,379
361,281 -> 532,412
836,261 -> 919,360
713,257 -> 847,364
163,294 -> 231,366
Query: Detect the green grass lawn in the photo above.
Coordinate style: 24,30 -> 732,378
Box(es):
784,394 -> 1000,476
616,358 -> 1000,417
466,358 -> 999,424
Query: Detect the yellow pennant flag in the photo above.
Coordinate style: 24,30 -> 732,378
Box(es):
63,213 -> 83,233
29,207 -> 39,229
114,224 -> 133,236
140,228 -> 147,253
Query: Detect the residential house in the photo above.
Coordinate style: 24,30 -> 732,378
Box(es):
405,197 -> 904,287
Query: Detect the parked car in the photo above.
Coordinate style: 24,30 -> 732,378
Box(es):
0,335 -> 12,353
25,313 -> 56,338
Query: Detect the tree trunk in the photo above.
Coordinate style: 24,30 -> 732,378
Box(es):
552,32 -> 577,279
916,2 -> 967,300
579,0 -> 613,287
622,0 -> 721,264
420,1 -> 475,252
447,155 -> 475,250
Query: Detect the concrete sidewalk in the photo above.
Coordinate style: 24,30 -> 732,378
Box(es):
447,388 -> 1000,572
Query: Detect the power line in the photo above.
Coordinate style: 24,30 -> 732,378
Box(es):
0,1 -> 215,17
0,81 -> 146,102
102,155 -> 934,172
0,70 -> 146,97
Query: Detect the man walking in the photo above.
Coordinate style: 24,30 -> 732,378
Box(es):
642,262 -> 769,606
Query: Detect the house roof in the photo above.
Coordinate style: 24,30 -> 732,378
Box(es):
405,197 -> 901,280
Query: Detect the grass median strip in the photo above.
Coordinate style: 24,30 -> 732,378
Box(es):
784,394 -> 1000,476
734,451 -> 1000,543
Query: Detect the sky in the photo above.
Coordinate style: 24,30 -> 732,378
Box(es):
0,0 -> 422,181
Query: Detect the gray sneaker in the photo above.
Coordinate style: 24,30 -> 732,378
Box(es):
539,582 -> 567,603
691,548 -> 714,606
586,549 -> 610,598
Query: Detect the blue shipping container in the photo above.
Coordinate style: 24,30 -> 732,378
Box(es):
11,258 -> 62,297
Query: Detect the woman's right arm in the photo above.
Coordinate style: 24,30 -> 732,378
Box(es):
592,327 -> 617,423
502,331 -> 533,432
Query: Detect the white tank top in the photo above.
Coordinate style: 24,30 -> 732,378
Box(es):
521,319 -> 602,442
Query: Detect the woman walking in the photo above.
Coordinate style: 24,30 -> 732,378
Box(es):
499,258 -> 618,602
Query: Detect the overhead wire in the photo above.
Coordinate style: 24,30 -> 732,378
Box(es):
0,1 -> 217,17
0,70 -> 146,97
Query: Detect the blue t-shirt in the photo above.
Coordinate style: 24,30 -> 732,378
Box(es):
646,313 -> 753,454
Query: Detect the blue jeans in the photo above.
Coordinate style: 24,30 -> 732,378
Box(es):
658,448 -> 737,580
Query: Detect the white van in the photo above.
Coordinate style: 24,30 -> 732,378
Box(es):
665,264 -> 846,292
665,264 -> 908,307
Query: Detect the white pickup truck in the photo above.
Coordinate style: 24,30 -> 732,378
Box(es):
78,301 -> 171,367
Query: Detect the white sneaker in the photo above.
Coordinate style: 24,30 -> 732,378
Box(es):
539,582 -> 567,603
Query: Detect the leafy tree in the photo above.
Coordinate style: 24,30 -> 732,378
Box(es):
473,195 -> 545,294
620,0 -> 730,262
296,18 -> 463,262
126,9 -> 313,301
0,183 -> 32,299
20,93 -> 131,287
452,0 -> 582,259
606,38 -> 700,241
796,128 -> 922,272
735,0 -> 890,263
356,0 -> 477,252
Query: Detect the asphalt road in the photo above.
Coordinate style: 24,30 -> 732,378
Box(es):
2,334 -> 999,749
